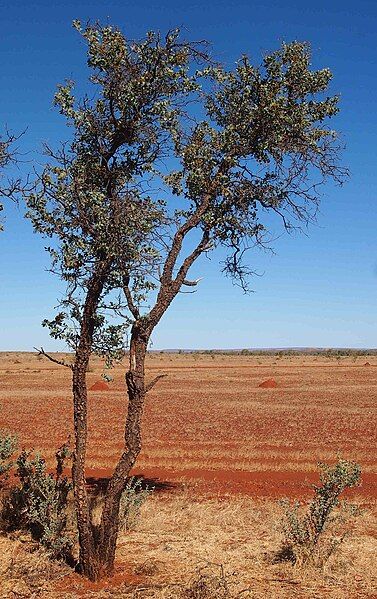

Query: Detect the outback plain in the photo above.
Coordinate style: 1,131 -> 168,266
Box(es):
0,351 -> 376,598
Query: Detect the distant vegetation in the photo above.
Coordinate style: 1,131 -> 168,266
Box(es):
171,348 -> 377,357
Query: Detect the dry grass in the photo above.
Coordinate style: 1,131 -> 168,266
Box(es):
0,532 -> 70,598
0,492 -> 376,597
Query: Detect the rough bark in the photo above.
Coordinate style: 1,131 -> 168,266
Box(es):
92,226 -> 212,575
97,320 -> 149,574
71,264 -> 109,580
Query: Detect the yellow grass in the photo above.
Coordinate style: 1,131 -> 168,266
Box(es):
0,492 -> 376,597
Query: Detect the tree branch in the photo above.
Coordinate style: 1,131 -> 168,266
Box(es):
158,193 -> 212,289
182,277 -> 203,287
145,373 -> 168,393
122,274 -> 140,320
34,347 -> 73,369
173,230 -> 210,287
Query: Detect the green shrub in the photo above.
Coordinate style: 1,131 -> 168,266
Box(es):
119,476 -> 153,532
0,430 -> 18,482
1,444 -> 75,560
279,459 -> 362,567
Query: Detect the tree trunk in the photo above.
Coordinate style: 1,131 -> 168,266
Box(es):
72,356 -> 100,580
97,321 -> 149,575
71,265 -> 109,581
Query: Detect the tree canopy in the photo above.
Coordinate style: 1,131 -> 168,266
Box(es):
26,22 -> 345,361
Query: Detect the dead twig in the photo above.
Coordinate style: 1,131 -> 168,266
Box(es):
34,347 -> 73,369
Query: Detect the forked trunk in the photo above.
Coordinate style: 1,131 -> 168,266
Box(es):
72,271 -> 151,580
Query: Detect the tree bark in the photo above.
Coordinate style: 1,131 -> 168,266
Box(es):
72,357 -> 100,580
96,320 -> 149,575
71,265 -> 109,581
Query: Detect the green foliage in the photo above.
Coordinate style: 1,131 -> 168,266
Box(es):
119,476 -> 153,532
279,459 -> 361,567
0,138 -> 11,170
0,430 -> 18,481
24,23 -> 345,366
1,446 -> 75,560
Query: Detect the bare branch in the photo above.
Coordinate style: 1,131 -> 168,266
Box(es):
122,274 -> 140,320
145,373 -> 168,393
174,230 -> 210,288
34,347 -> 73,369
158,194 -> 212,289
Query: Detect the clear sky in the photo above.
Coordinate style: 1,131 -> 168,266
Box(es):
0,0 -> 376,350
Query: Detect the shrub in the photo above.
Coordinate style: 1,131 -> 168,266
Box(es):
1,443 -> 75,560
0,430 -> 18,482
119,476 -> 153,532
279,459 -> 362,567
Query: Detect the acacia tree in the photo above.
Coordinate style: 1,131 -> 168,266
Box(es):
25,21 -> 345,580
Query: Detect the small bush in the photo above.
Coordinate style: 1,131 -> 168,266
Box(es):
1,443 -> 75,560
119,476 -> 153,532
279,459 -> 362,567
0,430 -> 18,482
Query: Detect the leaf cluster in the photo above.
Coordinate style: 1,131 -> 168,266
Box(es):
0,130 -> 19,230
0,430 -> 18,481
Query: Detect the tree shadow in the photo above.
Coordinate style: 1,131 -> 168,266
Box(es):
85,474 -> 179,497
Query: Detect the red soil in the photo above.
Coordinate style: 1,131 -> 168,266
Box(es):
85,466 -> 377,500
89,380 -> 110,391
258,378 -> 278,388
55,567 -> 141,596
1,354 -> 376,502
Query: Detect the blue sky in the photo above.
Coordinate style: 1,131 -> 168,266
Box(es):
0,0 -> 376,350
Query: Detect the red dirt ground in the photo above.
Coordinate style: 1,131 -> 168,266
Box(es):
85,466 -> 377,501
1,352 -> 376,500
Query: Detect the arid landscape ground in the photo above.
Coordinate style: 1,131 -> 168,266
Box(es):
0,351 -> 376,598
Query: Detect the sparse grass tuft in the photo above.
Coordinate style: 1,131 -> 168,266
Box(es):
119,476 -> 154,532
0,534 -> 70,598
